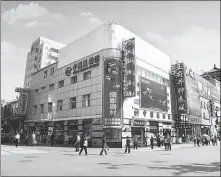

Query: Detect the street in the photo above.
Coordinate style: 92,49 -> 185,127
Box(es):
1,143 -> 220,176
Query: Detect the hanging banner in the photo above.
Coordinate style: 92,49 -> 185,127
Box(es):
122,38 -> 136,98
102,58 -> 122,126
171,63 -> 187,114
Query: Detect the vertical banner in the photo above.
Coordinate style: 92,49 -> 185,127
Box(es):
15,87 -> 29,115
102,58 -> 122,126
122,38 -> 136,98
171,63 -> 187,114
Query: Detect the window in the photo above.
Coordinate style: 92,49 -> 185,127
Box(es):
41,86 -> 45,93
40,104 -> 44,113
50,68 -> 55,75
83,94 -> 90,107
57,100 -> 63,111
203,113 -> 205,119
44,71 -> 47,79
48,102 -> 53,112
35,89 -> 39,95
33,105 -> 37,114
33,64 -> 37,69
83,71 -> 91,80
36,48 -> 39,53
35,56 -> 38,61
49,84 -> 54,91
201,101 -> 203,108
39,49 -> 42,54
157,113 -> 160,118
58,80 -> 64,88
70,97 -> 76,109
150,112 -> 154,118
163,113 -> 165,119
204,102 -> 206,109
71,76 -> 77,84
168,114 -> 171,120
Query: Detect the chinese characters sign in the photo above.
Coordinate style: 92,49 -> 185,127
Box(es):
65,54 -> 100,76
122,38 -> 136,98
19,93 -> 28,115
171,63 -> 187,114
103,58 -> 122,126
140,77 -> 167,112
130,119 -> 146,127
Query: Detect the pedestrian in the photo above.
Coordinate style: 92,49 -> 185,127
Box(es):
100,135 -> 109,155
25,134 -> 29,146
168,135 -> 172,151
150,135 -> 154,149
125,136 -> 131,153
64,133 -> 69,146
32,132 -> 37,146
193,136 -> 196,146
164,135 -> 169,150
157,134 -> 161,147
133,136 -> 138,150
197,136 -> 200,147
144,136 -> 147,147
214,135 -> 217,146
51,133 -> 55,146
15,132 -> 20,148
75,133 -> 80,152
79,133 -> 88,156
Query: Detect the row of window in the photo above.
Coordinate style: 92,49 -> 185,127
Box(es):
32,94 -> 90,114
44,68 -> 55,79
35,71 -> 91,94
136,65 -> 170,86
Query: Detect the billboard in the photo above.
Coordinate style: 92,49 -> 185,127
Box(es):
185,76 -> 201,117
102,58 -> 122,126
122,38 -> 136,98
171,63 -> 187,114
140,76 -> 167,112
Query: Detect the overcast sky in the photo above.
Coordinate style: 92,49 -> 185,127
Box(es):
1,1 -> 220,100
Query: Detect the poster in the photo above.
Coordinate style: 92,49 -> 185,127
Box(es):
102,58 -> 122,126
122,38 -> 136,98
140,76 -> 167,112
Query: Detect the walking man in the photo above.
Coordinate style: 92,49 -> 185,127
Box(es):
168,135 -> 172,151
79,133 -> 88,156
125,136 -> 131,153
150,135 -> 154,149
100,135 -> 108,155
32,132 -> 36,146
25,134 -> 29,146
75,133 -> 80,152
15,132 -> 20,148
51,133 -> 55,146
133,136 -> 138,150
197,136 -> 200,147
193,135 -> 196,146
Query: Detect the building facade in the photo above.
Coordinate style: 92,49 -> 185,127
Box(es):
172,63 -> 220,140
25,22 -> 172,147
24,37 -> 65,88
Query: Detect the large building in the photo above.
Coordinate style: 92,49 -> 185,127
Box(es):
24,37 -> 65,88
171,63 -> 220,140
25,22 -> 172,147
200,64 -> 221,82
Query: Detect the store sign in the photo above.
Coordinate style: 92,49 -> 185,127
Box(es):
15,87 -> 28,93
27,122 -> 35,127
131,119 -> 146,127
171,63 -> 187,114
187,116 -> 202,124
18,93 -> 28,114
162,125 -> 171,129
65,54 -> 100,76
122,38 -> 136,98
140,77 -> 167,112
103,58 -> 122,126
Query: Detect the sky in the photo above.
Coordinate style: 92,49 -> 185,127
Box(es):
1,1 -> 220,101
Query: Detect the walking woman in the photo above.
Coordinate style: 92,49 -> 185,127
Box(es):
125,136 -> 131,153
15,132 -> 20,148
79,133 -> 88,156
75,133 -> 80,152
100,135 -> 109,155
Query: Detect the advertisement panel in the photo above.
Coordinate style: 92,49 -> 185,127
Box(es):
171,63 -> 187,114
185,76 -> 201,117
122,38 -> 136,98
140,76 -> 167,112
102,58 -> 122,126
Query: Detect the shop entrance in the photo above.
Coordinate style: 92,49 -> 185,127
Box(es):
131,127 -> 145,147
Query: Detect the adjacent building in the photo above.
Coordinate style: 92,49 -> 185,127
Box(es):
24,37 -> 65,88
172,63 -> 220,140
25,22 -> 172,147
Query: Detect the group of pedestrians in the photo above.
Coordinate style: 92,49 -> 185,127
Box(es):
193,134 -> 218,147
14,131 -> 37,147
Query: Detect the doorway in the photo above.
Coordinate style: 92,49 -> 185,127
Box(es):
131,127 -> 145,147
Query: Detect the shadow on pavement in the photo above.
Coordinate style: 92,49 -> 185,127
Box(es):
148,161 -> 220,176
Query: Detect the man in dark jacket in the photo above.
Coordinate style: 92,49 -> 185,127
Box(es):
51,133 -> 55,146
125,136 -> 131,153
133,136 -> 138,150
150,136 -> 154,149
79,133 -> 88,156
100,135 -> 108,155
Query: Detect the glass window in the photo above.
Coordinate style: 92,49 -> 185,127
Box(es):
57,100 -> 63,111
44,71 -> 47,79
40,104 -> 44,113
33,105 -> 37,114
35,56 -> 38,61
58,80 -> 64,88
41,86 -> 45,93
35,89 -> 39,95
83,71 -> 91,80
70,97 -> 76,109
48,102 -> 53,112
50,68 -> 55,75
83,94 -> 90,107
49,84 -> 54,91
71,76 -> 78,84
